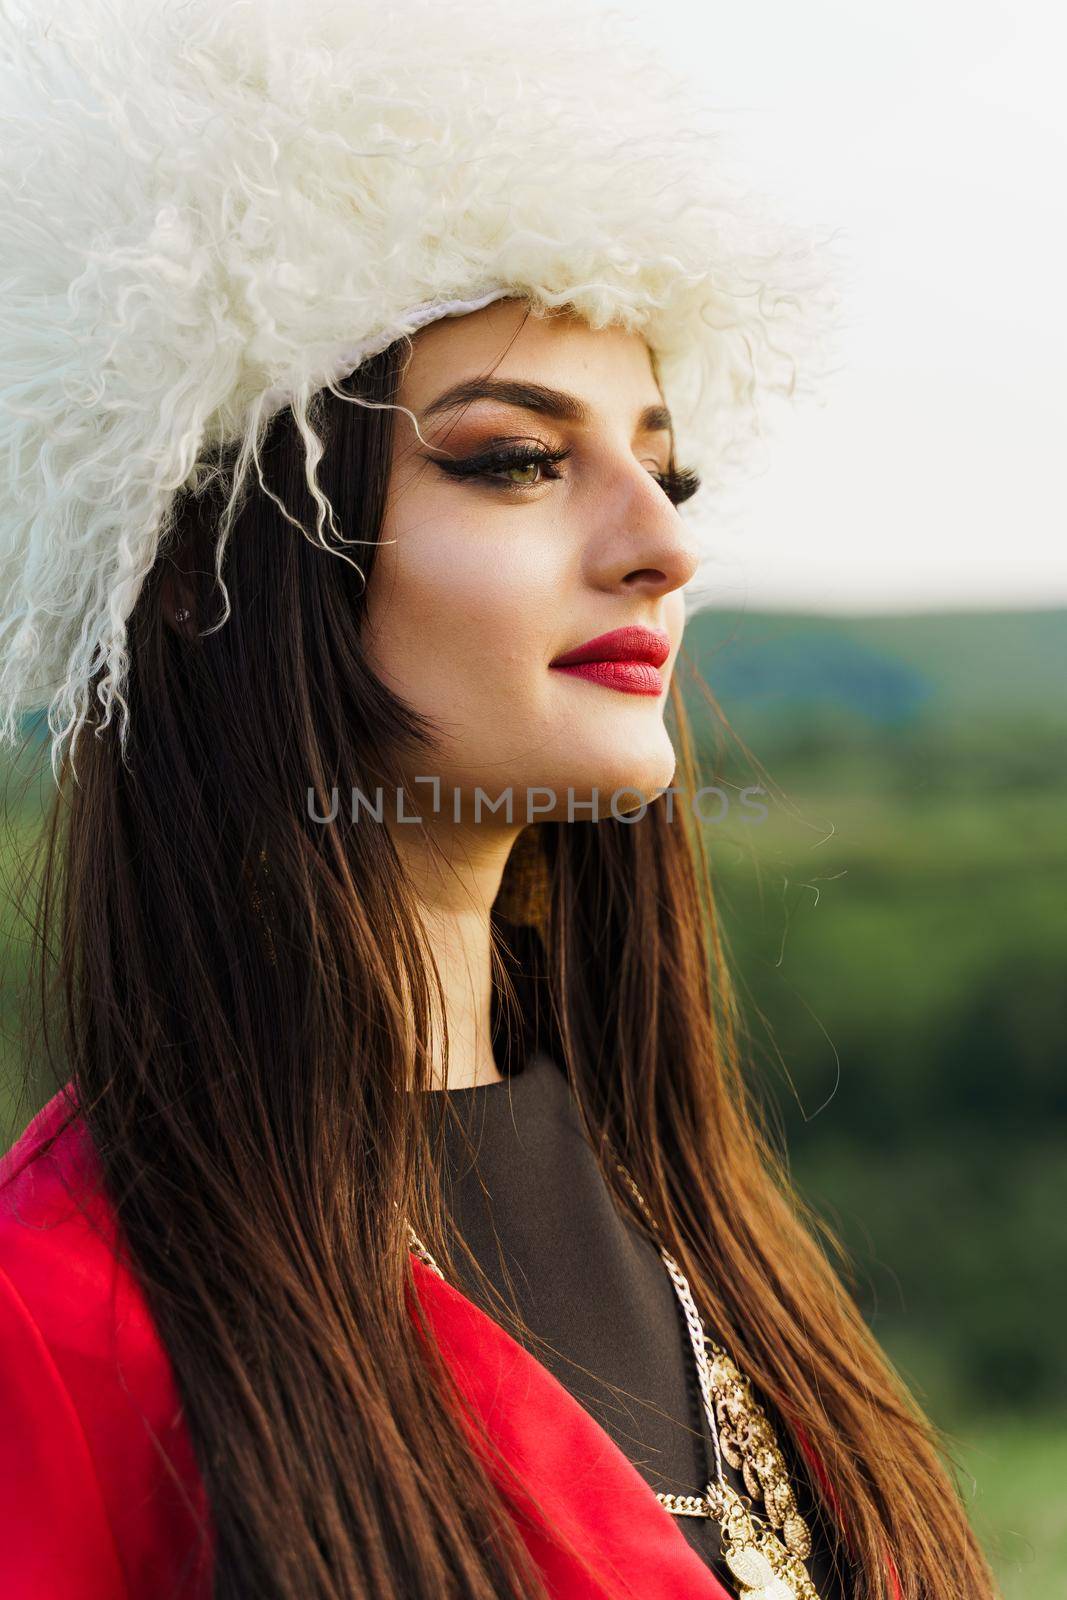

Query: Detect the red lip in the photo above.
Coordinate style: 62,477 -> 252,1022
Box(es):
548,626 -> 671,698
549,626 -> 671,669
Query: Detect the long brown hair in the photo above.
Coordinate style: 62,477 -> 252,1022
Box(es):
9,313 -> 997,1599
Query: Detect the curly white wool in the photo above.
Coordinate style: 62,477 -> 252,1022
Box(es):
0,0 -> 841,782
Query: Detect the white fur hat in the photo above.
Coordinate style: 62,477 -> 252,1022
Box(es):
0,0 -> 839,778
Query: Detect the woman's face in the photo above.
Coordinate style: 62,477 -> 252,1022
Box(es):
364,298 -> 701,824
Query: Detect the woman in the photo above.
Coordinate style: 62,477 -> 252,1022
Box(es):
0,2 -> 998,1597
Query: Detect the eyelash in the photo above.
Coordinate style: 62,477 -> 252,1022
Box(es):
431,441 -> 702,506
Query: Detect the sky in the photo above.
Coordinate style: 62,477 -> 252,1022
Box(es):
622,0 -> 1065,613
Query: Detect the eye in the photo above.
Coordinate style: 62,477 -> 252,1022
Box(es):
430,441 -> 571,491
426,440 -> 703,504
654,465 -> 702,507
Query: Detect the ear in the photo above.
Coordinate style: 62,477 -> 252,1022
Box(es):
159,560 -> 198,640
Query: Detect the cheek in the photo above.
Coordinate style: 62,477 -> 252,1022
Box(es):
364,509 -> 562,718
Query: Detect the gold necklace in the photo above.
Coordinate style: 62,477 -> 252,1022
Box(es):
611,1163 -> 823,1600
407,1156 -> 825,1600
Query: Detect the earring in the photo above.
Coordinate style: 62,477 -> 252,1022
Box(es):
174,607 -> 191,624
495,823 -> 551,936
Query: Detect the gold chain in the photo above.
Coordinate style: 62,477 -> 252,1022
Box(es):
407,1157 -> 826,1600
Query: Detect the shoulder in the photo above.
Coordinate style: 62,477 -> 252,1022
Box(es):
0,1088 -> 213,1598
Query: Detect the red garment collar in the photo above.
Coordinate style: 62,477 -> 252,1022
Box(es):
408,1253 -> 734,1599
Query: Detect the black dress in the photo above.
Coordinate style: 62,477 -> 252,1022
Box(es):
428,1048 -> 852,1599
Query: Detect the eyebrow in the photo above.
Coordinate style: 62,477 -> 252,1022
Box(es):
421,377 -> 673,436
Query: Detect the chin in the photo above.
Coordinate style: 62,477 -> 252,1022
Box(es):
544,746 -> 679,821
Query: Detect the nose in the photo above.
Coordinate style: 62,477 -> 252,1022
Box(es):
582,460 -> 702,600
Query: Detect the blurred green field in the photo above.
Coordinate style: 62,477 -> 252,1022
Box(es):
2,606 -> 1064,1595
956,1420 -> 1067,1599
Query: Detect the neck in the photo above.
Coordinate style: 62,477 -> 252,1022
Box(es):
389,815 -> 524,1090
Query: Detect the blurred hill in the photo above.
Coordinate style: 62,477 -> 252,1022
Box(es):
683,606 -> 1067,783
675,607 -> 1066,1407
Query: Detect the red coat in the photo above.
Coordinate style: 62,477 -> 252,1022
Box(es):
0,1086 -> 900,1599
